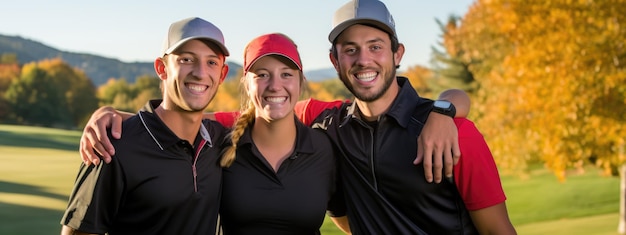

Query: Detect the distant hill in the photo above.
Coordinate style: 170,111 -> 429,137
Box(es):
0,34 -> 241,86
0,34 -> 336,86
305,67 -> 338,82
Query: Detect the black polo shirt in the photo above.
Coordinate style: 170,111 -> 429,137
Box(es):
313,77 -> 477,235
61,100 -> 227,234
219,117 -> 340,235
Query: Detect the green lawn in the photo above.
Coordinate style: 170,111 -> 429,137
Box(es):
0,124 -> 622,234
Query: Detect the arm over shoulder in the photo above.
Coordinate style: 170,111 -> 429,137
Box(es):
295,98 -> 345,126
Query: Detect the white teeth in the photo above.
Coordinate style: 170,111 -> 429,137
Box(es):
265,97 -> 287,103
355,72 -> 377,82
187,84 -> 207,92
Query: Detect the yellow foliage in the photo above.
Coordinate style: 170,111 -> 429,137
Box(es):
205,88 -> 240,112
454,0 -> 626,179
400,65 -> 433,98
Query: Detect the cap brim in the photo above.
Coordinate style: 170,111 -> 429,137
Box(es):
245,53 -> 301,72
164,36 -> 230,56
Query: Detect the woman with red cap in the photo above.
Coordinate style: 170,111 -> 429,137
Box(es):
217,33 -> 349,234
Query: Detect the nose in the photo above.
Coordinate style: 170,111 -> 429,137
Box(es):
192,62 -> 211,80
267,75 -> 282,91
355,49 -> 372,67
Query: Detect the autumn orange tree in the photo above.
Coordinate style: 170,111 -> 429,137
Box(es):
399,65 -> 435,98
205,78 -> 241,112
458,0 -> 625,177
305,79 -> 352,102
0,57 -> 20,122
4,58 -> 99,128
449,0 -> 626,230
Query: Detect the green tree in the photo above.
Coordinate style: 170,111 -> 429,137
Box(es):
97,78 -> 134,112
4,58 -> 99,128
4,64 -> 68,126
0,53 -> 19,64
130,75 -> 161,110
97,75 -> 162,113
0,62 -> 20,122
429,15 -> 476,97
37,58 -> 99,128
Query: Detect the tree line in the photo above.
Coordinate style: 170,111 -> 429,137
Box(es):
0,54 -> 353,129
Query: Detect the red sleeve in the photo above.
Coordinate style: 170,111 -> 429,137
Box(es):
214,111 -> 240,128
453,118 -> 507,211
294,98 -> 346,126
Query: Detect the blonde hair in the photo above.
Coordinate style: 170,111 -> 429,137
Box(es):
220,105 -> 254,167
220,71 -> 307,168
220,33 -> 306,167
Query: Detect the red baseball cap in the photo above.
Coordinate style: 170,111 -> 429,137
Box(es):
243,33 -> 302,72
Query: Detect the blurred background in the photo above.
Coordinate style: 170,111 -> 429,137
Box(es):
1,0 -> 625,234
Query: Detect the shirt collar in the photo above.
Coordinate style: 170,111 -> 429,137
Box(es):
343,76 -> 422,128
237,115 -> 315,156
138,99 -> 213,150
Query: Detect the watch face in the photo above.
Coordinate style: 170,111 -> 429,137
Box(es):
434,100 -> 451,109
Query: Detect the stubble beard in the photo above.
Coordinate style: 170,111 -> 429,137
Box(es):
338,68 -> 396,102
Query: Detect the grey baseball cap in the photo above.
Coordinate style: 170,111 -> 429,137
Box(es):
329,0 -> 397,43
161,17 -> 229,56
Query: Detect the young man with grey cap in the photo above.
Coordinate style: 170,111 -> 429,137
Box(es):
60,17 -> 230,234
314,0 -> 516,234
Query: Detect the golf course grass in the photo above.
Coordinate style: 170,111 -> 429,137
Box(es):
0,124 -> 621,234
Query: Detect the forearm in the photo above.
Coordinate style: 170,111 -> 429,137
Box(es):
330,216 -> 351,234
61,225 -> 99,235
469,203 -> 517,235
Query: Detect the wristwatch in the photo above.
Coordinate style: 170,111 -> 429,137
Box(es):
432,100 -> 456,118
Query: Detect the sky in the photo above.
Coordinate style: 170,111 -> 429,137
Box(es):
1,0 -> 474,70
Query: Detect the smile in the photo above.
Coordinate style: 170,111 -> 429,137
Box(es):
265,96 -> 287,103
355,72 -> 377,82
186,83 -> 208,93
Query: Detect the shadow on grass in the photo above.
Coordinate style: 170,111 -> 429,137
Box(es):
0,180 -> 69,201
0,129 -> 79,151
0,181 -> 70,234
0,201 -> 64,235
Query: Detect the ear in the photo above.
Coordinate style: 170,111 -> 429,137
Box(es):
394,43 -> 405,67
329,52 -> 340,71
154,57 -> 167,81
219,63 -> 229,83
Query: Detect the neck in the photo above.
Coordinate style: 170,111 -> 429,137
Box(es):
155,106 -> 204,143
251,115 -> 297,144
251,115 -> 297,171
355,79 -> 400,122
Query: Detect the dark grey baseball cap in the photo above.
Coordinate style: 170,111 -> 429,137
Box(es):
161,17 -> 229,56
329,0 -> 397,43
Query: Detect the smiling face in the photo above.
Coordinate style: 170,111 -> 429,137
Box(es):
331,24 -> 404,102
244,55 -> 302,122
157,39 -> 228,112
